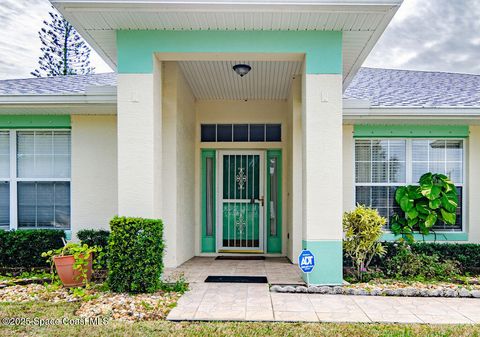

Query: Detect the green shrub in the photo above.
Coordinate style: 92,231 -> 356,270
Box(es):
384,242 -> 460,280
0,230 -> 66,268
77,229 -> 110,269
107,216 -> 164,293
346,242 -> 480,275
343,205 -> 386,281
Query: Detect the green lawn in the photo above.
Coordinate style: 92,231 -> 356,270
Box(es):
0,301 -> 479,337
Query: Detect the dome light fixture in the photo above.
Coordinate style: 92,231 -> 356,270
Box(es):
233,64 -> 251,77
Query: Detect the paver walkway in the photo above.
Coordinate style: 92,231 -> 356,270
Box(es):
166,257 -> 480,324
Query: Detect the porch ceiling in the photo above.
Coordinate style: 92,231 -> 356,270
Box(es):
178,60 -> 303,100
51,0 -> 402,86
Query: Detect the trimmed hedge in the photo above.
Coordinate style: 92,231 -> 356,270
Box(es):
107,216 -> 164,293
77,229 -> 110,269
77,229 -> 110,249
343,241 -> 480,274
0,229 -> 65,268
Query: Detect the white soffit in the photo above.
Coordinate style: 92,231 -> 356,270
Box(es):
178,60 -> 303,100
51,0 -> 402,86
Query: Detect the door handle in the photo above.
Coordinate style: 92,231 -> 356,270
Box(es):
258,196 -> 265,207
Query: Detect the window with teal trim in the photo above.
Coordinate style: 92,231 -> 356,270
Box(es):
355,138 -> 464,232
0,130 -> 71,231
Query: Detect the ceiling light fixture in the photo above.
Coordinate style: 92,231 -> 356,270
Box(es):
233,64 -> 251,77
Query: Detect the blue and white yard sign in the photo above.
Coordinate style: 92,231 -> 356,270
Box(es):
298,249 -> 315,273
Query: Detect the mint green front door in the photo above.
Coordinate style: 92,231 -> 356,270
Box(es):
218,151 -> 265,252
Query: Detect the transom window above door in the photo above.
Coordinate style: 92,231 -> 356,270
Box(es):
201,124 -> 281,142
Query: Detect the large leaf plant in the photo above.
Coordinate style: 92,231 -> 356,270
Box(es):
391,173 -> 458,243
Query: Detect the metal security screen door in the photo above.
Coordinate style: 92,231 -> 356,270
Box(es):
217,151 -> 265,252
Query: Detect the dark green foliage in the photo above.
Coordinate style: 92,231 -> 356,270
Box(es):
77,229 -> 110,269
0,230 -> 65,268
391,173 -> 458,242
344,241 -> 480,275
107,217 -> 164,293
384,242 -> 460,280
77,229 -> 110,248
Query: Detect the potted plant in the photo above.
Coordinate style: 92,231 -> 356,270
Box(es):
42,243 -> 101,287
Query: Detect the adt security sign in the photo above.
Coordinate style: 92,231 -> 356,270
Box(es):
298,250 -> 315,273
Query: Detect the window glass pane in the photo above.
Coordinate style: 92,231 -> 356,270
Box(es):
249,124 -> 265,142
355,140 -> 371,162
0,132 -> 9,178
412,140 -> 428,161
429,162 -> 446,176
371,186 -> 388,207
266,124 -> 281,142
428,140 -> 446,161
372,162 -> 388,183
0,182 -> 9,228
201,124 -> 216,142
217,124 -> 232,142
372,140 -> 388,161
412,162 -> 428,182
18,182 -> 70,229
205,157 -> 214,236
355,162 -> 371,183
17,131 -> 71,178
355,186 -> 371,206
233,124 -> 248,142
446,162 -> 462,183
446,140 -> 463,161
389,161 -> 406,183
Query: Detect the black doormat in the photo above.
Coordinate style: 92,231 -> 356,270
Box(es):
205,276 -> 268,283
215,256 -> 265,261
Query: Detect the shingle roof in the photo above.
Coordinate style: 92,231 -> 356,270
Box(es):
1,68 -> 479,107
344,67 -> 480,107
0,73 -> 116,95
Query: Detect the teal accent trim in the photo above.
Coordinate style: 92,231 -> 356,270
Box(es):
0,115 -> 71,129
301,240 -> 343,285
201,149 -> 216,253
382,232 -> 468,242
354,125 -> 469,138
266,149 -> 282,254
64,230 -> 72,241
117,30 -> 342,74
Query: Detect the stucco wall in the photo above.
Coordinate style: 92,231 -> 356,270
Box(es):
162,62 -> 196,267
175,64 -> 196,265
71,115 -> 118,238
342,124 -> 355,213
468,126 -> 480,243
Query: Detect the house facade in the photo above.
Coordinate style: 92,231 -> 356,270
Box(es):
1,0 -> 479,285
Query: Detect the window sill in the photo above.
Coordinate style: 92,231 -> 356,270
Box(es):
381,232 -> 468,242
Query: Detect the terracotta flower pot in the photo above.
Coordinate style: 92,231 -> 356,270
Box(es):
53,254 -> 93,287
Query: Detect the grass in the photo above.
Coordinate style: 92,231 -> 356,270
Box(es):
0,301 -> 479,337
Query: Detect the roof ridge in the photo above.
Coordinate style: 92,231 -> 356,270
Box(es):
361,67 -> 480,77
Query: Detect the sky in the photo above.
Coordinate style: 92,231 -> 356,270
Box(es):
0,0 -> 480,79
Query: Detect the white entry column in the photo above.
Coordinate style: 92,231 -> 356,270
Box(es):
301,72 -> 343,285
117,61 -> 163,218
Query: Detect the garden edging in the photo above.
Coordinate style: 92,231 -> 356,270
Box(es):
270,284 -> 480,298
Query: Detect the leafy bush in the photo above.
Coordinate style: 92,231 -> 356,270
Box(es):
0,230 -> 65,268
77,229 -> 110,269
107,216 -> 164,293
343,205 -> 386,281
391,173 -> 458,242
384,242 -> 460,280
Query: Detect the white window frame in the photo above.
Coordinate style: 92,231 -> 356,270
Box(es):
4,129 -> 71,230
354,138 -> 466,233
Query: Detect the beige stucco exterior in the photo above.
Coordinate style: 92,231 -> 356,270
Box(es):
71,115 -> 118,239
67,60 -> 480,270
